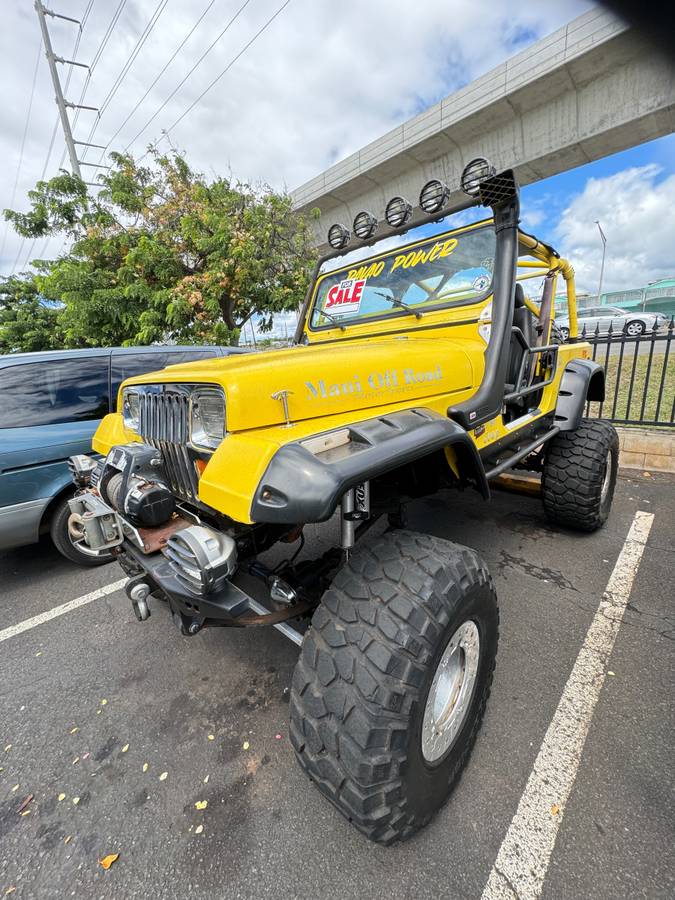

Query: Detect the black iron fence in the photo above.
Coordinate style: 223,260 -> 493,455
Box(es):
579,317 -> 675,427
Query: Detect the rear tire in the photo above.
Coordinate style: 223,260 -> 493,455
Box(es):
290,530 -> 498,845
49,494 -> 113,567
625,320 -> 645,337
542,418 -> 619,532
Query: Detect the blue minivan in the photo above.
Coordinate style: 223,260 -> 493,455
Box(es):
0,345 -> 241,565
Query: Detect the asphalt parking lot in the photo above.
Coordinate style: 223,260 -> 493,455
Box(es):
1,471 -> 673,900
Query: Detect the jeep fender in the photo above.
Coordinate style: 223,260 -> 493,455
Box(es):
555,359 -> 605,431
251,408 -> 488,524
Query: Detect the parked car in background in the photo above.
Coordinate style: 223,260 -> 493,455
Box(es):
0,345 -> 244,565
555,306 -> 668,341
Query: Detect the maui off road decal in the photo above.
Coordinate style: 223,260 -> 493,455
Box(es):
305,365 -> 443,400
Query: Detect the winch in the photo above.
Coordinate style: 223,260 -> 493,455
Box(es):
98,444 -> 175,528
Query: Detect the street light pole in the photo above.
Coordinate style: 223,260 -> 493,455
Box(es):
595,220 -> 607,305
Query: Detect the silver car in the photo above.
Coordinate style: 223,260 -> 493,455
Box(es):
556,306 -> 668,341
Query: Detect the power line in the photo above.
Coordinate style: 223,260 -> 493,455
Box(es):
2,35 -> 42,267
124,0 -> 255,153
80,0 -> 168,159
157,0 -> 294,147
96,0 -> 219,161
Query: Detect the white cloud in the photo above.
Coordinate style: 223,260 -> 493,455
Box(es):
555,164 -> 675,294
0,0 -> 592,274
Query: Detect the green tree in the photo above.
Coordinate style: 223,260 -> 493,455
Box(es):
0,275 -> 64,353
4,151 -> 317,347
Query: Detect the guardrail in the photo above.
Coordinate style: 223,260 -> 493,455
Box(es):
581,317 -> 674,427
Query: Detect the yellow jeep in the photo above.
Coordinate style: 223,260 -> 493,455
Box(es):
68,159 -> 617,844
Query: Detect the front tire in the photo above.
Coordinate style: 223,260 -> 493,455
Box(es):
290,530 -> 498,845
49,494 -> 113,567
542,418 -> 619,532
625,320 -> 645,337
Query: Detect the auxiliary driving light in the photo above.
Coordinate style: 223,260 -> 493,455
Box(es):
353,210 -> 378,240
419,179 -> 450,214
385,196 -> 413,228
327,223 -> 350,250
461,157 -> 496,197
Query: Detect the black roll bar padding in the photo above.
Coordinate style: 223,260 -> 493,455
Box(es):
293,195 -> 481,344
536,271 -> 556,347
447,175 -> 521,430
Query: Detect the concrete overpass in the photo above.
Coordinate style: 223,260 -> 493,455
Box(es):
291,7 -> 675,247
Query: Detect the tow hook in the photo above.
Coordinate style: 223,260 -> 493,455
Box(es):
126,579 -> 151,622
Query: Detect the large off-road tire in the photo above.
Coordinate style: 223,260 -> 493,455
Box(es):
49,494 -> 113,567
290,530 -> 498,845
542,418 -> 619,532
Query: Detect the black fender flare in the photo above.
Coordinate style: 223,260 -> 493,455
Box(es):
555,359 -> 605,431
250,408 -> 488,524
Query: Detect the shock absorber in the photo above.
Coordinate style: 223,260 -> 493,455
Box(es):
340,482 -> 370,559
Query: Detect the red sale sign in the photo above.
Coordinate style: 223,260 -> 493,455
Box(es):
325,278 -> 366,316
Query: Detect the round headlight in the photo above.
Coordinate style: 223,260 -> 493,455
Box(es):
327,223 -> 350,250
190,387 -> 225,451
353,210 -> 378,240
122,389 -> 140,431
385,196 -> 413,228
461,157 -> 496,197
419,179 -> 450,214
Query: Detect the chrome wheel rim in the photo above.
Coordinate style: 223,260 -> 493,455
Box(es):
421,620 -> 480,763
600,453 -> 613,504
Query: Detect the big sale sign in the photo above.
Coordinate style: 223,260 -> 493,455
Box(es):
325,278 -> 366,316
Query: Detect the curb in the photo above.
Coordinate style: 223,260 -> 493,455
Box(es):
615,425 -> 675,473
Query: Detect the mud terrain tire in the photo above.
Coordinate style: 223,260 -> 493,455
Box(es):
542,418 -> 619,532
290,530 -> 498,845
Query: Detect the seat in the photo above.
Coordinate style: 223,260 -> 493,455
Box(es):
506,284 -> 535,391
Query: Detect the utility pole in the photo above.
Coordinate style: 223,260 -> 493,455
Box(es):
34,2 -> 100,181
595,220 -> 607,305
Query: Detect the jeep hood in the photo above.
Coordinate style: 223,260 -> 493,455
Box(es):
132,337 -> 477,431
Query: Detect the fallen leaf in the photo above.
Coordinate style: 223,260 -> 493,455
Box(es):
121,744 -> 129,753
195,800 -> 208,810
58,793 -> 66,802
642,471 -> 651,477
72,797 -> 80,805
207,734 -> 215,741
98,853 -> 119,870
70,727 -> 78,734
64,835 -> 72,845
608,671 -> 616,676
203,775 -> 209,784
5,888 -> 16,896
550,804 -> 560,816
242,741 -> 250,751
18,794 -> 33,813
195,825 -> 204,835
142,763 -> 149,773
159,772 -> 168,781
100,699 -> 108,707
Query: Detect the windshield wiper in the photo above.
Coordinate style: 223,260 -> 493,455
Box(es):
373,290 -> 423,319
315,309 -> 346,330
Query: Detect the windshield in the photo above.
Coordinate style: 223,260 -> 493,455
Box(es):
310,224 -> 496,330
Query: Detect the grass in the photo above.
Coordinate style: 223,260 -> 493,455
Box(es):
586,350 -> 674,425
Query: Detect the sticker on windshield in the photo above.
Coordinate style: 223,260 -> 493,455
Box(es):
472,274 -> 490,292
325,278 -> 366,317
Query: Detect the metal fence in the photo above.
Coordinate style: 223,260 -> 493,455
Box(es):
581,317 -> 675,427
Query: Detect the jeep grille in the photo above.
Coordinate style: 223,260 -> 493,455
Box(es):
137,389 -> 199,502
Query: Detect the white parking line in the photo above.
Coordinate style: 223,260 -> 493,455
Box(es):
0,579 -> 127,644
482,509 -> 654,900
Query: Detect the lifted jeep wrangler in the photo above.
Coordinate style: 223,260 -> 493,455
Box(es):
67,160 -> 617,844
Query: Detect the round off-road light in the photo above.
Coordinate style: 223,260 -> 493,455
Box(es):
385,196 -> 413,228
461,157 -> 496,197
327,223 -> 350,250
419,179 -> 450,214
353,210 -> 378,240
